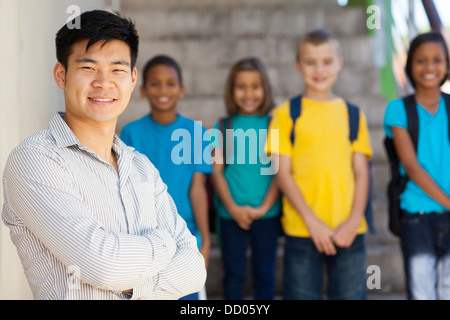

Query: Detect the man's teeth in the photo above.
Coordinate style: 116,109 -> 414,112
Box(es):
91,98 -> 114,102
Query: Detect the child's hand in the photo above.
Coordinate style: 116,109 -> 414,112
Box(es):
230,205 -> 254,230
306,215 -> 336,256
247,206 -> 265,220
332,218 -> 360,248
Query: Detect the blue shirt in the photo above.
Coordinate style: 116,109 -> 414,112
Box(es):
121,114 -> 212,243
383,97 -> 450,213
210,114 -> 281,220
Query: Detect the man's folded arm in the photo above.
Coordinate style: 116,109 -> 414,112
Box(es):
131,167 -> 207,300
3,147 -> 177,292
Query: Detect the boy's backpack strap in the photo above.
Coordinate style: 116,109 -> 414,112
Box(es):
290,95 -> 361,144
442,92 -> 450,143
403,94 -> 419,151
289,95 -> 302,144
346,102 -> 360,143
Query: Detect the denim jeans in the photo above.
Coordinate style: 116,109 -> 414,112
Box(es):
283,234 -> 366,300
179,291 -> 199,300
400,211 -> 450,300
220,216 -> 281,300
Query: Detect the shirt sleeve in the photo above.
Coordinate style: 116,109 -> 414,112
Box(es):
265,101 -> 293,157
383,98 -> 407,138
132,161 -> 207,300
2,146 -> 191,294
352,110 -> 373,158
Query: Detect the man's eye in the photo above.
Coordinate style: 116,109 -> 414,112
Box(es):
82,66 -> 94,71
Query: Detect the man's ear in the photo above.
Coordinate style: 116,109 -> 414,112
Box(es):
53,62 -> 66,89
131,67 -> 138,90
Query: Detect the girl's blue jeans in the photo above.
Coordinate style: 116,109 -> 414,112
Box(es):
282,234 -> 366,300
401,211 -> 450,300
220,215 -> 281,300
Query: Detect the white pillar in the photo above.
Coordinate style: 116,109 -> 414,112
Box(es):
0,0 -> 110,300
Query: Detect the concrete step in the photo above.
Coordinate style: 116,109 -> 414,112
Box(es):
118,1 -> 382,131
123,1 -> 367,39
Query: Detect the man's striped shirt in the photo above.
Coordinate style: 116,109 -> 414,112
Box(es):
2,112 -> 206,300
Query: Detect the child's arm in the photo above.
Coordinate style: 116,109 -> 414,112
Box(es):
332,152 -> 369,248
189,172 -> 210,269
210,148 -> 254,230
248,179 -> 280,220
276,154 -> 336,255
393,126 -> 450,210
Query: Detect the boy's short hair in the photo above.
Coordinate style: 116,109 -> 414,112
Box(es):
56,10 -> 139,70
405,31 -> 450,89
142,55 -> 183,86
296,29 -> 342,60
224,57 -> 275,115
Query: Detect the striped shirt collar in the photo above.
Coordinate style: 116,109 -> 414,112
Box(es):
49,111 -> 134,157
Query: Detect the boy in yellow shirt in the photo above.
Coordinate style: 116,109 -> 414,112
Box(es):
266,29 -> 372,300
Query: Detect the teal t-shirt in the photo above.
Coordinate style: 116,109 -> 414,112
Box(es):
383,96 -> 450,213
210,114 -> 281,220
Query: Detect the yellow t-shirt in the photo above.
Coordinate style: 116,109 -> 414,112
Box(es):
266,97 -> 373,237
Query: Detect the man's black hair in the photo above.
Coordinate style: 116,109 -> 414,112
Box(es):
142,55 -> 183,86
55,10 -> 139,70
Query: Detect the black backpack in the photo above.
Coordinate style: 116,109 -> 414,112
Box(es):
289,95 -> 375,233
383,92 -> 450,237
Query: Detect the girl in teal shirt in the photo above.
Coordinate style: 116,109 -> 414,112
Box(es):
383,32 -> 450,300
210,57 -> 281,300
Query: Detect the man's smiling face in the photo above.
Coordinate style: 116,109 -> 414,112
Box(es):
54,39 -> 137,127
